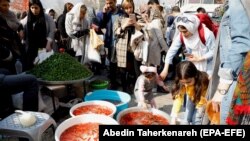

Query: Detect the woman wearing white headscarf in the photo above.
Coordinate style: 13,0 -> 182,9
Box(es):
65,2 -> 90,62
160,13 -> 216,80
160,14 -> 215,125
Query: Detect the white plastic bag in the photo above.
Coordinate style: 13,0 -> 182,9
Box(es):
86,35 -> 101,63
34,49 -> 54,64
12,91 -> 47,112
88,45 -> 101,63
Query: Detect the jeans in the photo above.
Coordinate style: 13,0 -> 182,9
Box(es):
0,69 -> 38,113
220,81 -> 237,124
183,96 -> 204,125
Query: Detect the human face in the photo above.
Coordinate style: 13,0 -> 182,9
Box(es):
145,72 -> 156,80
123,3 -> 133,15
179,77 -> 195,86
66,3 -> 73,12
105,0 -> 116,12
0,0 -> 10,14
79,10 -> 86,20
30,4 -> 41,16
49,11 -> 55,19
179,28 -> 192,38
148,3 -> 158,11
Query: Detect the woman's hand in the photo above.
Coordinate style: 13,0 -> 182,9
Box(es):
162,85 -> 169,92
160,71 -> 168,81
186,54 -> 204,62
211,90 -> 225,113
45,41 -> 52,52
137,101 -> 148,109
170,117 -> 177,125
19,30 -> 24,40
122,18 -> 135,30
211,82 -> 230,112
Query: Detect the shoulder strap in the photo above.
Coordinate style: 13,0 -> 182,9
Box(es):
180,24 -> 206,46
198,24 -> 206,45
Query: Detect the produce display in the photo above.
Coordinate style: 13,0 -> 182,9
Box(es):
29,53 -> 92,81
119,111 -> 169,125
60,122 -> 99,141
73,104 -> 113,116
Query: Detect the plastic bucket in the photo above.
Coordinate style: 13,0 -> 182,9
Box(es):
89,80 -> 109,90
84,90 -> 131,117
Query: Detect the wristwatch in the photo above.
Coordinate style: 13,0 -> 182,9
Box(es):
217,89 -> 227,95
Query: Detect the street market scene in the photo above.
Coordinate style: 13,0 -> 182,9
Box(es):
0,0 -> 250,140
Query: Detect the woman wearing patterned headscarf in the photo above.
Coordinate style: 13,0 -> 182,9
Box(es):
139,5 -> 168,67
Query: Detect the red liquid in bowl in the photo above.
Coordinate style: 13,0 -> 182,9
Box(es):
120,111 -> 169,125
60,122 -> 99,141
73,104 -> 113,116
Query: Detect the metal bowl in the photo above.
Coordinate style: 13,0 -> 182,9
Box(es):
37,74 -> 93,85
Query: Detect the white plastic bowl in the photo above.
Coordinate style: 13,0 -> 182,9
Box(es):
55,114 -> 119,141
116,107 -> 171,125
69,100 -> 117,117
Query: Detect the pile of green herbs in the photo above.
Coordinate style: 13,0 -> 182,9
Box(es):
29,53 -> 92,81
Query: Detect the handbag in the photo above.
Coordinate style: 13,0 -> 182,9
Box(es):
130,29 -> 144,52
134,29 -> 149,63
134,40 -> 149,63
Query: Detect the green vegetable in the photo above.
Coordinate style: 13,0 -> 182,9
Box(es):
29,53 -> 92,81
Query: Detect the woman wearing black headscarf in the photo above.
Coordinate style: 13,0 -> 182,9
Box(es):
22,0 -> 56,70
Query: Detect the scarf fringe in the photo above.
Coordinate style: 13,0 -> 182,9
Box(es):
227,105 -> 250,125
233,105 -> 250,115
226,117 -> 237,125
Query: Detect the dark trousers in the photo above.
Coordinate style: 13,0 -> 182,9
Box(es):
0,69 -> 38,118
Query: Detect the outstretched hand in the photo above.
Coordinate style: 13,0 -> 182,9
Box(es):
137,101 -> 149,109
162,85 -> 169,92
73,29 -> 90,38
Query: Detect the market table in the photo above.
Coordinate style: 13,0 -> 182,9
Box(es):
38,74 -> 93,113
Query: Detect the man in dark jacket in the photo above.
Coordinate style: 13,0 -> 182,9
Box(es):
96,0 -> 124,89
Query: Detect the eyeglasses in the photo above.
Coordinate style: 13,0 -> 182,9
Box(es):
176,17 -> 193,23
